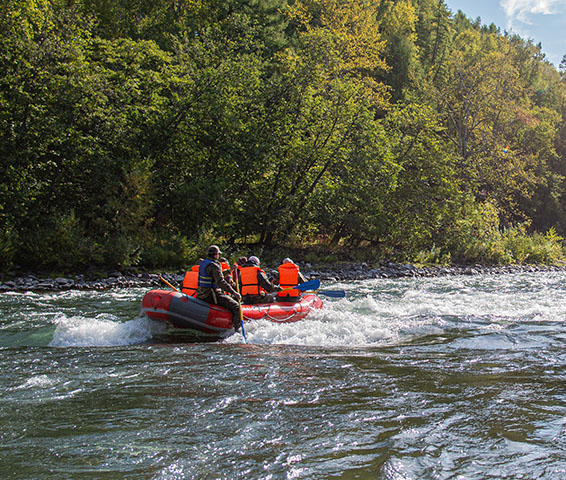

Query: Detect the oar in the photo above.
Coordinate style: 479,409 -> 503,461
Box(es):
235,273 -> 247,343
269,278 -> 321,297
160,275 -> 179,292
296,279 -> 321,291
304,289 -> 346,298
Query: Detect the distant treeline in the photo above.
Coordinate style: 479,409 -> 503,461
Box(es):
2,0 -> 566,272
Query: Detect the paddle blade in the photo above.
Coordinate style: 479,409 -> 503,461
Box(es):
296,279 -> 321,291
240,320 -> 247,342
318,290 -> 346,298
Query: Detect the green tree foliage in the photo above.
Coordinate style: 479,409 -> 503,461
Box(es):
377,0 -> 421,100
2,0 -> 566,272
414,0 -> 452,83
0,0 -> 177,268
235,0 -> 391,244
430,28 -> 556,228
381,101 -> 459,255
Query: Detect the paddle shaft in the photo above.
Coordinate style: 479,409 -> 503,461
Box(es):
235,272 -> 247,342
303,289 -> 346,298
160,276 -> 179,292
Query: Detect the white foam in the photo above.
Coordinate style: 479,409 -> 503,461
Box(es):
49,313 -> 166,347
230,295 -> 442,347
229,272 -> 566,347
15,272 -> 566,348
14,374 -> 56,390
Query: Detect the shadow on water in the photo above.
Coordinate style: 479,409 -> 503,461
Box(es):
0,326 -> 57,348
148,328 -> 230,345
0,324 -> 231,348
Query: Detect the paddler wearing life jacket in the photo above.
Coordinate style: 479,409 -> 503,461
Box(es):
219,256 -> 237,288
196,245 -> 242,331
240,255 -> 280,305
232,256 -> 247,294
181,259 -> 202,297
274,258 -> 307,303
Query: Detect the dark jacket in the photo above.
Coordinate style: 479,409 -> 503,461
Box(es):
196,258 -> 239,301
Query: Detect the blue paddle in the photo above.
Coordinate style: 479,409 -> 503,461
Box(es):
305,289 -> 346,298
295,279 -> 321,291
269,279 -> 346,300
270,278 -> 321,297
235,275 -> 247,343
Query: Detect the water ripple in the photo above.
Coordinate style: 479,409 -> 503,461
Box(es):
1,273 -> 566,478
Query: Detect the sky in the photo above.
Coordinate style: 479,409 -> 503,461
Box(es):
444,0 -> 566,68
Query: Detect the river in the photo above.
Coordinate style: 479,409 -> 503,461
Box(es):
1,271 -> 565,479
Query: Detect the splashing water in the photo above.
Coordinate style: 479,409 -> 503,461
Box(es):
1,272 -> 566,480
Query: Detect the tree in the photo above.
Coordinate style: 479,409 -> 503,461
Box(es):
231,0 -> 391,244
381,100 -> 459,254
377,0 -> 420,100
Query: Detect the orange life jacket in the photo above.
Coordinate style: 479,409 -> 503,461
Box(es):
240,266 -> 265,296
220,261 -> 230,271
181,266 -> 199,297
277,262 -> 300,298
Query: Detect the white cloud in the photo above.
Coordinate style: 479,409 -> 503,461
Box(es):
501,0 -> 566,27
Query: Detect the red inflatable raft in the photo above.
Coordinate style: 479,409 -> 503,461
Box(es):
141,289 -> 323,339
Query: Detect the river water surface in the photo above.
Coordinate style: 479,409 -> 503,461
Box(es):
1,272 -> 565,479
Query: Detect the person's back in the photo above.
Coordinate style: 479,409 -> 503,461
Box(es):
196,257 -> 217,300
181,263 -> 201,297
196,245 -> 242,331
181,270 -> 198,297
276,258 -> 305,302
240,256 -> 278,304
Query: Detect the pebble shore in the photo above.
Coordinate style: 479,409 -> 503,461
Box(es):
1,262 -> 565,293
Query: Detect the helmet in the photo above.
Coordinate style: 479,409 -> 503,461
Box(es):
208,245 -> 221,256
283,258 -> 293,264
248,255 -> 260,266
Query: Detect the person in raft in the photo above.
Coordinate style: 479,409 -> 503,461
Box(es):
232,256 -> 247,293
220,257 -> 237,286
181,258 -> 202,297
274,257 -> 307,303
240,255 -> 280,305
196,245 -> 242,331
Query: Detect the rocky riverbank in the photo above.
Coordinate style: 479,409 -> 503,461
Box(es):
1,262 -> 565,293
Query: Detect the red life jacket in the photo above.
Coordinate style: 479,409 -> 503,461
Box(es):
240,266 -> 265,296
277,262 -> 300,298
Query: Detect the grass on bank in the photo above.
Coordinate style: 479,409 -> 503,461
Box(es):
3,214 -> 566,276
172,223 -> 566,271
415,226 -> 565,266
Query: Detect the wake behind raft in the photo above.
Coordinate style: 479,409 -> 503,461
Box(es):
141,289 -> 324,340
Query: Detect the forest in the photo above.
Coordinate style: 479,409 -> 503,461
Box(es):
2,0 -> 566,272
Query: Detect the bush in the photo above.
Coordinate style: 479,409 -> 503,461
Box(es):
140,231 -> 191,270
0,224 -> 17,271
442,198 -> 502,264
435,196 -> 565,265
413,245 -> 452,266
500,226 -> 564,264
449,222 -> 565,265
18,212 -> 100,271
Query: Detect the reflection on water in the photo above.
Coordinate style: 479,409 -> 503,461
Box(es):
1,273 -> 566,479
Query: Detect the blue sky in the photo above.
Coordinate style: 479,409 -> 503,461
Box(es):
444,0 -> 566,68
